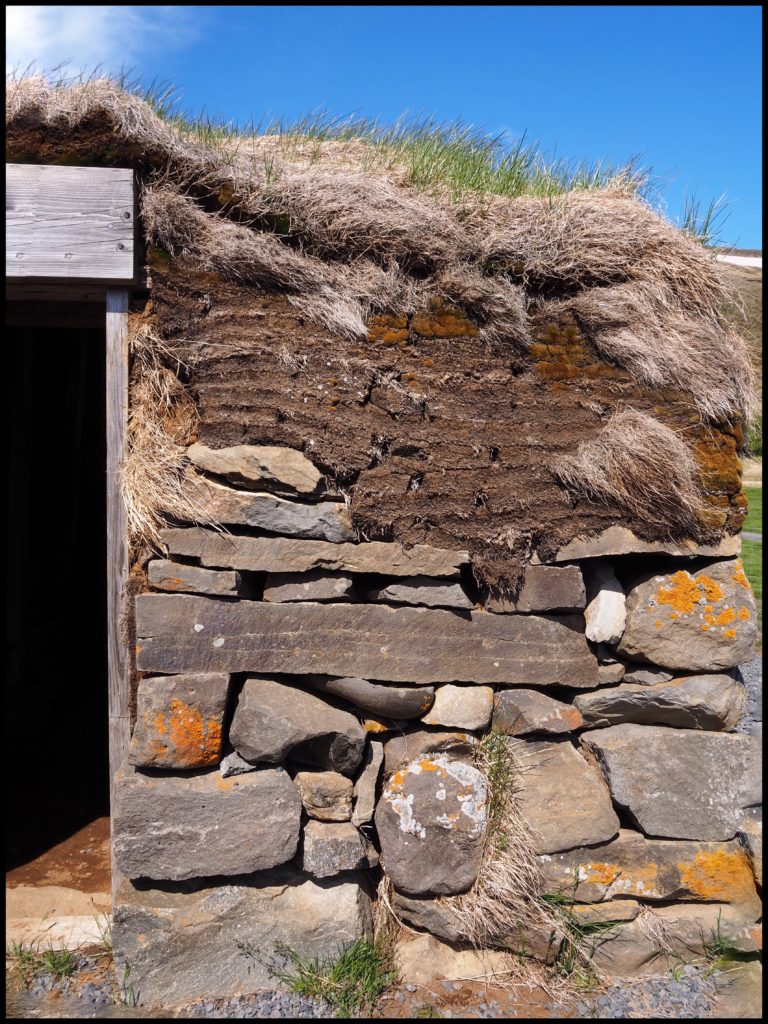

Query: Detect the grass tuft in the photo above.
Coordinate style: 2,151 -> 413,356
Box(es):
260,937 -> 398,1018
6,936 -> 80,988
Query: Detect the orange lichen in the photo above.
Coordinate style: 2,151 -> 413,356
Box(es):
418,759 -> 445,774
678,848 -> 756,903
161,699 -> 222,767
669,612 -> 679,620
738,607 -> 751,621
700,624 -> 709,632
713,608 -> 736,626
656,571 -> 725,616
390,771 -> 404,789
655,620 -> 663,628
732,562 -> 752,591
723,628 -> 737,639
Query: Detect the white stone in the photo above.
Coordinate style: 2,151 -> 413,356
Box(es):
421,684 -> 494,730
584,562 -> 626,644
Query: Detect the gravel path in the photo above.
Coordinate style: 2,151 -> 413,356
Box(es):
575,964 -> 719,1018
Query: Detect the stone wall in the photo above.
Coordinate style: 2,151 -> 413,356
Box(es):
113,444 -> 761,1003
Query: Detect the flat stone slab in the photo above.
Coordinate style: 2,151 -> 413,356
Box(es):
375,755 -> 487,897
113,764 -> 301,881
508,738 -> 619,854
365,576 -> 473,609
421,684 -> 494,730
112,869 -> 372,1005
485,565 -> 586,614
616,559 -> 758,671
293,770 -> 353,821
533,525 -> 741,563
574,673 -> 747,730
493,689 -> 583,736
128,673 -> 231,769
352,739 -> 384,826
180,468 -> 353,541
581,724 -> 761,840
147,560 -> 243,597
622,665 -> 674,685
161,526 -> 468,578
263,571 -> 355,602
187,443 -> 324,496
538,828 -> 760,908
135,593 -> 600,685
588,902 -> 761,976
305,676 -> 434,719
230,677 -> 365,775
301,821 -> 371,877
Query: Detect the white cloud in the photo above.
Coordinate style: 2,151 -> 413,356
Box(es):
6,6 -> 198,75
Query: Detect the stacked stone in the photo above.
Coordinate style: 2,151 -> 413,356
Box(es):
113,444 -> 761,1003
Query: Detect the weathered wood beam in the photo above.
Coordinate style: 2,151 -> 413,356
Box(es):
6,164 -> 135,280
106,288 -> 131,905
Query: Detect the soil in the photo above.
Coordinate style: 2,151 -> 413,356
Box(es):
6,817 -> 112,894
143,260 -> 742,592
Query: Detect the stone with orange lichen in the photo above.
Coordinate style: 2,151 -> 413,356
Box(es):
538,829 -> 759,910
617,558 -> 757,671
374,754 -> 487,897
128,673 -> 231,769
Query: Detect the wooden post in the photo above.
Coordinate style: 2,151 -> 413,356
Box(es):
106,288 -> 131,905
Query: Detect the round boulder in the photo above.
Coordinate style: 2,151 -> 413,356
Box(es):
374,755 -> 487,897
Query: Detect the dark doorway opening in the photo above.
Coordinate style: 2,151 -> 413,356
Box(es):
6,308 -> 109,876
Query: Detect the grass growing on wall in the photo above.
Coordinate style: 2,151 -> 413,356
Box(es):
743,486 -> 762,533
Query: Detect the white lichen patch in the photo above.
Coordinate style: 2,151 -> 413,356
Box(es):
382,755 -> 487,841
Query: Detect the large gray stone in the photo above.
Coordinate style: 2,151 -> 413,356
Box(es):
574,674 -> 747,730
738,808 -> 762,887
534,525 -> 741,563
293,770 -> 353,821
421,684 -> 494,730
112,868 -> 372,1005
583,562 -> 626,644
147,559 -> 243,597
485,564 -> 586,614
263,571 -> 355,602
537,829 -> 760,908
493,689 -> 583,736
305,676 -> 434,719
113,764 -> 300,881
128,673 -> 231,769
616,559 -> 758,671
375,755 -> 487,897
301,821 -> 372,877
581,724 -> 761,840
352,740 -> 384,826
161,526 -> 468,578
509,738 -> 619,854
366,576 -> 473,609
187,443 -> 324,496
589,902 -> 761,977
383,729 -> 478,775
230,678 -> 366,776
180,467 -> 353,541
136,593 -> 600,686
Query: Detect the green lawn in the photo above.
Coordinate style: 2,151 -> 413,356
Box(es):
742,539 -> 762,647
743,487 -> 762,533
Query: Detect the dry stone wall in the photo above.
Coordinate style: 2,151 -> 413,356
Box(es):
113,444 -> 761,1001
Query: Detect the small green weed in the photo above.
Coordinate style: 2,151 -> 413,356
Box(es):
701,911 -> 754,975
6,936 -> 80,987
538,885 -> 622,984
6,939 -> 42,987
261,937 -> 398,1018
414,1002 -> 443,1018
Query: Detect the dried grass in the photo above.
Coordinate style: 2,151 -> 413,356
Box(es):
5,73 -> 756,424
551,408 -> 710,537
124,323 -> 215,551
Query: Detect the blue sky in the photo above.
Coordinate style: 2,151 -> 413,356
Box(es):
6,5 -> 762,247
